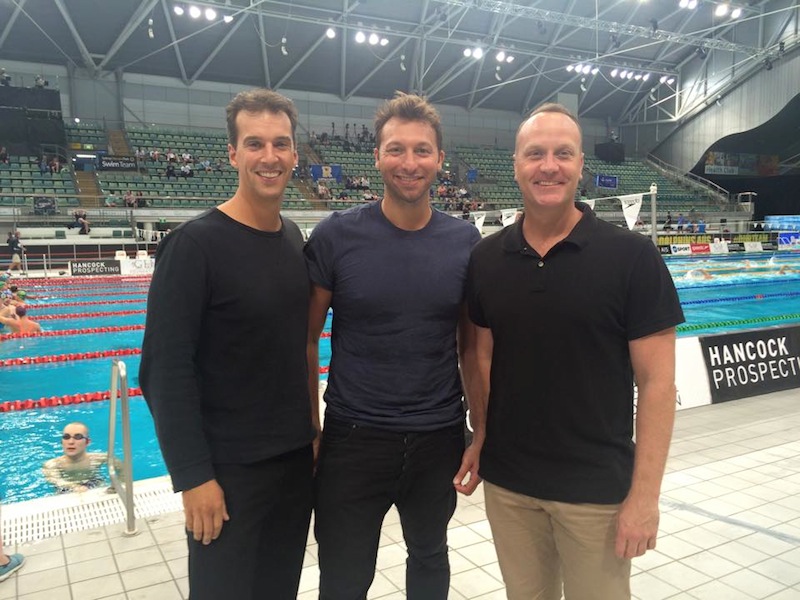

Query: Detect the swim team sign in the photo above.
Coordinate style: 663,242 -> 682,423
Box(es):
699,326 -> 800,403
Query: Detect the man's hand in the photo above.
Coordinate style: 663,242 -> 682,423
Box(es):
453,443 -> 482,496
183,479 -> 230,545
614,493 -> 659,559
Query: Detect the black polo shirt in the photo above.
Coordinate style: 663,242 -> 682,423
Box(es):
467,204 -> 684,503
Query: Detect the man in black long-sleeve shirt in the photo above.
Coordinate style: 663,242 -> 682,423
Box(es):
140,89 -> 316,600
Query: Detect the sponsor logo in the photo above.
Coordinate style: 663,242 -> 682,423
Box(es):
69,260 -> 122,276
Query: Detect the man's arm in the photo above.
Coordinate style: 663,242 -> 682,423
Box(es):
139,232 -> 228,545
307,284 -> 333,462
615,327 -> 677,559
453,318 -> 493,495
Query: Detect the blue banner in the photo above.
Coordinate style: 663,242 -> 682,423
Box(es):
309,164 -> 342,183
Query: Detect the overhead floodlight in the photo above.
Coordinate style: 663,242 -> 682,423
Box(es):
380,38 -> 388,46
400,54 -> 406,71
715,3 -> 729,17
355,31 -> 366,43
688,0 -> 697,7
667,77 -> 675,84
496,51 -> 506,62
591,67 -> 599,75
205,8 -> 216,20
575,64 -> 583,73
281,37 -> 288,56
579,78 -> 587,93
566,64 -> 575,72
495,66 -> 502,81
610,68 -> 619,77
678,0 -> 689,7
325,27 -> 336,39
472,47 -> 483,59
368,33 -> 379,45
626,71 -> 634,79
74,117 -> 80,123
634,73 -> 642,80
223,15 -> 233,23
620,70 -> 628,78
463,48 -> 472,58
188,5 -> 201,19
659,75 -> 668,83
506,55 -> 514,63
173,5 -> 185,16
730,7 -> 742,19
642,73 -> 650,81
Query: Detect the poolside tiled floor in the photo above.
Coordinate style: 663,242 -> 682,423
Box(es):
3,388 -> 800,599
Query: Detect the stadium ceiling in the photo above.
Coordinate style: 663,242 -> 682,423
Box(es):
0,0 -> 792,122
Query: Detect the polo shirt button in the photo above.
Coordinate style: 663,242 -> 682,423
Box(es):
538,261 -> 544,267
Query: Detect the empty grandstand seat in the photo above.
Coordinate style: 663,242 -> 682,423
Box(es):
115,250 -> 128,260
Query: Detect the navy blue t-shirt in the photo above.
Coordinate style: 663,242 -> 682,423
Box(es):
305,201 -> 481,431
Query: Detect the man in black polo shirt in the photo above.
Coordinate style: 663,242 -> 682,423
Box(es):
465,103 -> 684,600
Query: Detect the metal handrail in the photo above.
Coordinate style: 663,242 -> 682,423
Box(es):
109,358 -> 138,537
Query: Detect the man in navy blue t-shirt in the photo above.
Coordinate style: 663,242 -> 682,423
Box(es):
306,93 -> 482,599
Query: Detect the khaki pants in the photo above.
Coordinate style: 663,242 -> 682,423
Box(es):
484,481 -> 631,600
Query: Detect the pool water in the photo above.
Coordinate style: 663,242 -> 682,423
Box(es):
2,254 -> 799,503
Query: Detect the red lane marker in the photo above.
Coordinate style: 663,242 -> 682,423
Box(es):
28,298 -> 144,309
0,347 -> 142,368
0,324 -> 145,342
35,309 -> 146,321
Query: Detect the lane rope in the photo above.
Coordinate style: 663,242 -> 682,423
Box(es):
34,309 -> 146,321
0,324 -> 145,341
677,313 -> 800,332
28,298 -> 144,309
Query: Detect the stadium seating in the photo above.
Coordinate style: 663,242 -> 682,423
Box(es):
0,155 -> 80,209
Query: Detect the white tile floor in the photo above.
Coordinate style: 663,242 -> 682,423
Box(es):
2,388 -> 800,599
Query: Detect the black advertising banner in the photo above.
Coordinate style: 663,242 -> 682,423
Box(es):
726,242 -> 745,252
69,260 -> 122,276
700,326 -> 800,403
658,245 -> 672,255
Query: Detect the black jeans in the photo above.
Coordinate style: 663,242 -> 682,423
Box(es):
314,417 -> 465,600
187,445 -> 313,600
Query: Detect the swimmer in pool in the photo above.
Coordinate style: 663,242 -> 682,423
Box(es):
686,268 -> 713,280
0,305 -> 41,334
42,422 -> 116,493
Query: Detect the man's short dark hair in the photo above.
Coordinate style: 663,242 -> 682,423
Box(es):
226,89 -> 298,147
374,92 -> 443,151
15,305 -> 26,317
517,102 -> 583,143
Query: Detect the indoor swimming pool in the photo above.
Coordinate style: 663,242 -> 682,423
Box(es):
1,252 -> 798,503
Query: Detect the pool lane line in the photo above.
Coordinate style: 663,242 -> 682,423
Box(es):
28,298 -> 145,309
31,290 -> 149,299
0,347 -> 141,367
681,290 -> 800,306
34,309 -> 146,321
0,324 -> 145,342
678,313 -> 800,332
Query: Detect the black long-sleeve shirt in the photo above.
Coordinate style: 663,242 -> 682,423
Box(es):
140,209 -> 314,491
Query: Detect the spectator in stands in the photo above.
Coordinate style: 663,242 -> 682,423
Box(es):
38,157 -> 48,175
310,131 -> 317,147
182,151 -> 193,164
124,190 -> 135,208
663,212 -> 673,230
166,149 -> 177,163
0,146 -> 7,165
150,148 -> 161,162
337,189 -> 348,201
0,305 -> 41,334
697,219 -> 706,234
180,163 -> 194,178
71,210 -> 90,234
199,158 -> 212,172
48,157 -> 60,174
136,191 -> 148,208
214,158 -> 225,172
165,163 -> 177,180
676,213 -> 686,232
104,194 -> 118,207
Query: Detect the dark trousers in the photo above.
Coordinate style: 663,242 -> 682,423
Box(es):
314,417 -> 465,600
187,445 -> 313,600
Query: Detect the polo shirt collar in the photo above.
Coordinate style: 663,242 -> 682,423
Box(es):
501,202 -> 597,254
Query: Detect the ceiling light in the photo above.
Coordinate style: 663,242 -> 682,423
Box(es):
583,64 -> 592,74
575,64 -> 583,73
634,73 -> 642,80
173,5 -> 184,16
325,27 -> 336,39
188,5 -> 201,19
642,73 -> 650,81
74,117 -> 80,123
368,33 -> 379,45
205,8 -> 216,20
506,55 -> 514,63
496,51 -> 506,62
223,15 -> 233,23
667,77 -> 675,85
611,68 -> 619,77
380,38 -> 388,46
688,0 -> 697,7
731,7 -> 742,19
463,48 -> 472,58
400,54 -> 406,71
281,37 -> 288,56
620,70 -> 628,78
626,71 -> 634,79
580,79 -> 587,93
148,17 -> 154,39
591,67 -> 599,75
715,4 -> 729,17
566,64 -> 575,72
355,31 -> 366,44
659,75 -> 668,83
679,0 -> 688,7
472,47 -> 483,59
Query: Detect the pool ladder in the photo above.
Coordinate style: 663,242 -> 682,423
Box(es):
109,358 -> 138,536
